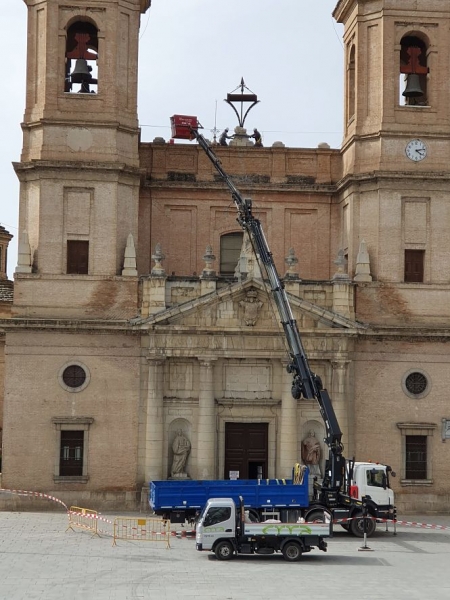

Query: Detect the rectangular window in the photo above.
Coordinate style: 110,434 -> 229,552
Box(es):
220,232 -> 243,274
60,430 -> 84,476
405,435 -> 427,479
67,240 -> 89,274
404,249 -> 424,282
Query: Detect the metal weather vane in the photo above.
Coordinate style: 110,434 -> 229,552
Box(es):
225,78 -> 259,128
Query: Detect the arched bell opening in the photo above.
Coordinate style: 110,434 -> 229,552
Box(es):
346,44 -> 356,125
65,21 -> 99,94
399,35 -> 429,107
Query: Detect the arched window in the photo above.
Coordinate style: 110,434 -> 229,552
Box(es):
65,21 -> 99,94
220,232 -> 243,275
399,35 -> 429,106
347,45 -> 356,122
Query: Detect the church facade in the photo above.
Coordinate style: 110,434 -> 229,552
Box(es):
1,0 -> 450,514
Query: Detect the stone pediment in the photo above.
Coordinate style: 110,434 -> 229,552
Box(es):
132,278 -> 365,332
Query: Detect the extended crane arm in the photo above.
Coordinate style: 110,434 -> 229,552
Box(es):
191,130 -> 343,461
170,114 -> 345,494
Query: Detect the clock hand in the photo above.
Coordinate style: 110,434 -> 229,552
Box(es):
416,149 -> 425,155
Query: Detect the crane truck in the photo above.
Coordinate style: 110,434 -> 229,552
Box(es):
166,115 -> 396,540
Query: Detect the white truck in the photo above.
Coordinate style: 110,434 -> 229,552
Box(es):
196,496 -> 332,562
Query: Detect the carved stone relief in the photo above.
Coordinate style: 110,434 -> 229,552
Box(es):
239,289 -> 263,326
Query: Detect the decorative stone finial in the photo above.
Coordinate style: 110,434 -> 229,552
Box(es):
332,249 -> 350,281
151,243 -> 166,277
0,224 -> 13,280
235,235 -> 262,281
201,245 -> 216,278
284,247 -> 300,280
354,239 -> 372,282
121,233 -> 138,277
15,230 -> 32,274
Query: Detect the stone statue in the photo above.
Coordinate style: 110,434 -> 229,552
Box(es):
301,430 -> 321,476
171,429 -> 191,477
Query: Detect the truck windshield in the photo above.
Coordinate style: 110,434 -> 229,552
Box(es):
198,504 -> 209,522
203,507 -> 231,527
366,469 -> 386,488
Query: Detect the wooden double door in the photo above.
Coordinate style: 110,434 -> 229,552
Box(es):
224,422 -> 268,480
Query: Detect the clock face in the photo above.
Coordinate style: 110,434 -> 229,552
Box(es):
405,139 -> 427,162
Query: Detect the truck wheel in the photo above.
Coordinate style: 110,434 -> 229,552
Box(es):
248,509 -> 260,523
282,541 -> 302,562
214,540 -> 234,560
350,514 -> 376,538
305,509 -> 331,523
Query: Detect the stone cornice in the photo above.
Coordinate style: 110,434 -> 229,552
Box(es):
333,0 -> 358,24
358,330 -> 450,343
13,160 -> 142,178
140,0 -> 151,13
145,179 -> 337,195
336,169 -> 450,193
0,318 -> 137,334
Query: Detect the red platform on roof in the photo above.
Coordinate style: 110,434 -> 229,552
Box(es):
170,115 -> 199,139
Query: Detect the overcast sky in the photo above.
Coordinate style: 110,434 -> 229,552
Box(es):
0,0 -> 343,278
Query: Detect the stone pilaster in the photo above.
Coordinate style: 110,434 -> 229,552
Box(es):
141,244 -> 167,318
331,360 -> 351,451
145,356 -> 166,482
200,245 -> 217,297
278,361 -> 298,478
197,358 -> 217,479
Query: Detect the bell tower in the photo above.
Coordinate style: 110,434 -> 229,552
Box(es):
334,0 -> 450,174
14,0 -> 151,316
333,0 -> 450,284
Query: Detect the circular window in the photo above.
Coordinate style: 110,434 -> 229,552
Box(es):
402,369 -> 430,399
63,365 -> 86,388
59,362 -> 90,393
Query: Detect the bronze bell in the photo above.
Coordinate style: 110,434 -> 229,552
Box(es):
403,73 -> 424,98
70,58 -> 91,83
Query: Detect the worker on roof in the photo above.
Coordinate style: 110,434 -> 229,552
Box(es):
219,128 -> 232,146
249,128 -> 263,147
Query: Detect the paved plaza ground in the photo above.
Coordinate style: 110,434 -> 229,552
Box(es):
0,510 -> 449,600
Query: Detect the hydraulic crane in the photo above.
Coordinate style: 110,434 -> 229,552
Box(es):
170,115 -> 396,532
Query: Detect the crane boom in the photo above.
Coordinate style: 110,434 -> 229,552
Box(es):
171,117 -> 346,498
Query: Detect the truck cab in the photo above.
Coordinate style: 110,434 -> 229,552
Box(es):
350,462 -> 395,507
196,498 -> 236,553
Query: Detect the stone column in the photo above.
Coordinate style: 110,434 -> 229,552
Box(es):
197,358 -> 217,479
278,361 -> 298,478
145,357 -> 165,482
331,360 -> 351,452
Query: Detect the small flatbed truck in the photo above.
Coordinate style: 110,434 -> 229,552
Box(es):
196,496 -> 331,561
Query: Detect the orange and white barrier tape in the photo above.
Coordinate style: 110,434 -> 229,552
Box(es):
390,518 -> 450,531
332,516 -> 450,531
0,488 -> 68,510
67,509 -> 113,525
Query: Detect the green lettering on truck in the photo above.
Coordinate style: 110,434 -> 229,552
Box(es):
261,524 -> 313,535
